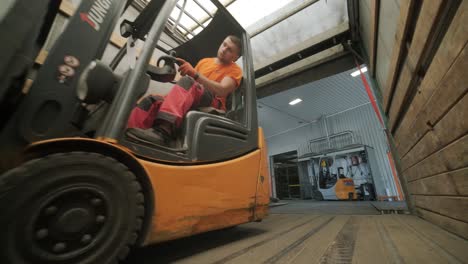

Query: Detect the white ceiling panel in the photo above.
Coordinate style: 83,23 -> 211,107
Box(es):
258,66 -> 373,137
257,101 -> 310,138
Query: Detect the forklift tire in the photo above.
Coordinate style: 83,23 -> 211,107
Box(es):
0,152 -> 145,264
312,190 -> 324,201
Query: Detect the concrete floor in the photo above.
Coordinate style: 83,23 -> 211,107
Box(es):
125,201 -> 468,264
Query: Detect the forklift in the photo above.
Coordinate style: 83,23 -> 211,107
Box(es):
0,0 -> 270,263
317,156 -> 357,200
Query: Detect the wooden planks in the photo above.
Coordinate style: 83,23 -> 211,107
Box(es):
414,196 -> 468,223
352,216 -> 393,264
383,0 -> 415,113
399,215 -> 468,262
231,216 -> 340,263
387,0 -> 445,130
396,43 -> 468,157
408,168 -> 468,196
416,207 -> 468,240
400,92 -> 468,170
376,215 -> 450,263
394,1 -> 468,154
126,206 -> 468,263
180,214 -> 314,263
404,134 -> 468,182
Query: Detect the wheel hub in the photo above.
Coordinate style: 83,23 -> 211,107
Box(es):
55,208 -> 92,234
31,187 -> 109,257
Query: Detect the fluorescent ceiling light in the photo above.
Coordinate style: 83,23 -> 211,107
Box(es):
289,98 -> 302,105
350,66 -> 367,77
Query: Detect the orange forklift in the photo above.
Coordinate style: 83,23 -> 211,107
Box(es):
0,0 -> 270,263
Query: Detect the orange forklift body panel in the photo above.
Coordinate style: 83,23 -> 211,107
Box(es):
25,128 -> 271,246
335,178 -> 357,200
141,128 -> 270,245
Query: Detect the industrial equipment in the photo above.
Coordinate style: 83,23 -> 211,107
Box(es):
299,145 -> 377,200
0,1 -> 270,263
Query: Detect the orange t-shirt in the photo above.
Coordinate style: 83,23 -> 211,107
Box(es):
195,58 -> 243,110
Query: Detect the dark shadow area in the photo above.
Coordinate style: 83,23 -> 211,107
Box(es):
124,226 -> 268,264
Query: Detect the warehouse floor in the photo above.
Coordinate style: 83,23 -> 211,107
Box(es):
125,201 -> 468,263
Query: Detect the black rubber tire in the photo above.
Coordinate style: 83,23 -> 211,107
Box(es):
0,152 -> 145,264
312,190 -> 324,201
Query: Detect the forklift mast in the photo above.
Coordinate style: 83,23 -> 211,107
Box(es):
0,0 -> 131,168
0,0 -> 259,170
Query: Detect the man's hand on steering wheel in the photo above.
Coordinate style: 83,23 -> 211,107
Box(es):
176,58 -> 197,78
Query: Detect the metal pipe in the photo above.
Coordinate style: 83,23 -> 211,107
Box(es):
96,0 -> 177,139
323,116 -> 331,149
175,2 -> 205,29
172,0 -> 188,32
188,0 -> 237,32
109,43 -> 127,70
193,0 -> 213,18
309,130 -> 355,144
249,0 -> 319,38
168,16 -> 195,37
309,131 -> 355,143
131,0 -> 146,11
158,39 -> 174,50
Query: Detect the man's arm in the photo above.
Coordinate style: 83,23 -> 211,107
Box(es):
196,74 -> 237,97
176,58 -> 238,97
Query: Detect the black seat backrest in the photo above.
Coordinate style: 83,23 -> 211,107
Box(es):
226,78 -> 243,111
225,79 -> 244,122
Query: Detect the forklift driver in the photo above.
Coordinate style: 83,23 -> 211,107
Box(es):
126,35 -> 243,146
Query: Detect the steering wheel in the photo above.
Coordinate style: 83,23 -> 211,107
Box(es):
147,51 -> 177,83
157,57 -> 176,69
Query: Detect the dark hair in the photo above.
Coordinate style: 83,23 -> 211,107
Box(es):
228,35 -> 242,56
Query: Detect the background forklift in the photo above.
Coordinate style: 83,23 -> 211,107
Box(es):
317,156 -> 357,200
0,0 -> 270,263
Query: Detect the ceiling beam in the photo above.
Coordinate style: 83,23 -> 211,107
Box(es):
249,0 -> 319,38
254,23 -> 350,78
256,45 -> 345,88
187,0 -> 237,32
257,53 -> 356,98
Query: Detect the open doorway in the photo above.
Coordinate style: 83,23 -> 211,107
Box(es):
272,151 -> 300,199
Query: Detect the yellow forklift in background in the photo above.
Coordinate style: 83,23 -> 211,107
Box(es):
318,157 -> 357,200
0,1 -> 270,263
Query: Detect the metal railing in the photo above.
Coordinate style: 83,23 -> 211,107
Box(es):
298,131 -> 356,157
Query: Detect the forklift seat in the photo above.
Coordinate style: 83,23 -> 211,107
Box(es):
197,106 -> 226,115
196,78 -> 243,120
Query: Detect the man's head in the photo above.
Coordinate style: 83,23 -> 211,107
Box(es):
217,35 -> 242,64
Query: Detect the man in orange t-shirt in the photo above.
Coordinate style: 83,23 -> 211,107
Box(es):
127,35 -> 243,146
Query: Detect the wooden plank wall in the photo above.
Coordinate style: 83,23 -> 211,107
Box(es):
382,0 -> 468,239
